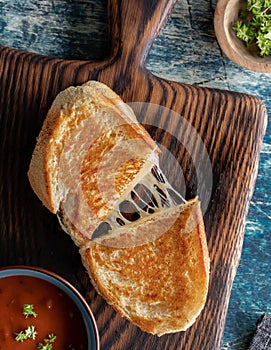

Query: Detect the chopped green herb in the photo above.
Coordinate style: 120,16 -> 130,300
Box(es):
25,325 -> 37,340
23,303 -> 38,318
37,343 -> 53,350
45,333 -> 57,343
15,330 -> 28,342
15,304 -> 58,349
15,325 -> 37,342
38,333 -> 57,350
232,0 -> 271,56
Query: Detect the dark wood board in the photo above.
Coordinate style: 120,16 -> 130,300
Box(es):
0,0 -> 267,349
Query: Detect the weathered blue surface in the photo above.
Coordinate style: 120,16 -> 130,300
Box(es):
0,1 -> 270,349
0,0 -> 110,60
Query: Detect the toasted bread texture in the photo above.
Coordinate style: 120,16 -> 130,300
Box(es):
28,80 -> 210,335
28,81 -> 159,243
80,198 -> 210,336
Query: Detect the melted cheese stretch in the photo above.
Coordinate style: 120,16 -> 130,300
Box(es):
92,165 -> 186,239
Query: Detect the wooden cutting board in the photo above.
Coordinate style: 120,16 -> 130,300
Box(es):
0,0 -> 267,349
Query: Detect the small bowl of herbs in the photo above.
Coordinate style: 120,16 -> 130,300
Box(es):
214,0 -> 271,73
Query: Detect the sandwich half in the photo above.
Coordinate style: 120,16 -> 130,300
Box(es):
81,198 -> 209,336
28,81 -> 159,245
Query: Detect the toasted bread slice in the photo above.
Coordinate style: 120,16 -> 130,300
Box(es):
80,198 -> 210,336
28,81 -> 159,243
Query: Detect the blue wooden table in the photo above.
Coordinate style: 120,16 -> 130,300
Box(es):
0,1 -> 270,349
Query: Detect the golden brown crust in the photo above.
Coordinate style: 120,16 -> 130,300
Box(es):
80,198 -> 210,336
28,81 -> 210,336
28,81 -> 159,214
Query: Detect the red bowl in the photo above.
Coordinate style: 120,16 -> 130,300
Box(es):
0,265 -> 100,350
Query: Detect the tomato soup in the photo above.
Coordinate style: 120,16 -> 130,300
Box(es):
0,275 -> 89,349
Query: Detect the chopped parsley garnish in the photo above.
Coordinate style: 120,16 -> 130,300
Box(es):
232,0 -> 271,56
23,303 -> 38,318
15,325 -> 37,341
15,304 -> 73,349
38,333 -> 57,350
25,325 -> 38,340
15,330 -> 27,342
